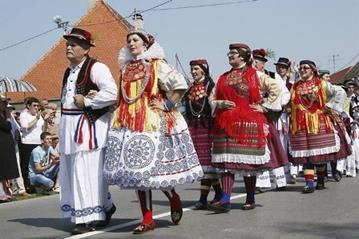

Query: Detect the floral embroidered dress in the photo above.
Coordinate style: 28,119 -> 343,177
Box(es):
211,65 -> 287,173
289,77 -> 351,164
103,42 -> 203,189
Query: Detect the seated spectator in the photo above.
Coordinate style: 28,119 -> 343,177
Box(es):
28,132 -> 59,192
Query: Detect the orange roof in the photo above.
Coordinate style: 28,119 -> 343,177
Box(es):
8,0 -> 130,103
330,66 -> 352,84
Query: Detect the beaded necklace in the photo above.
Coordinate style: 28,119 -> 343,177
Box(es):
296,79 -> 319,110
121,60 -> 151,104
188,81 -> 209,117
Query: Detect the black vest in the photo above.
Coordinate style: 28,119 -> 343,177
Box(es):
61,57 -> 109,124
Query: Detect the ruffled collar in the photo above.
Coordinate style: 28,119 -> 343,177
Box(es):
118,41 -> 165,69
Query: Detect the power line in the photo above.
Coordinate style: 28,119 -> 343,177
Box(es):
0,0 -> 173,52
0,0 -> 259,52
152,0 -> 258,11
137,0 -> 173,15
71,1 -> 174,27
338,52 -> 359,70
0,27 -> 59,52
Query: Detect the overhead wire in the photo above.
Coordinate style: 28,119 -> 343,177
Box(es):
0,0 -> 174,52
0,27 -> 59,52
152,0 -> 258,11
0,0 -> 260,52
338,52 -> 359,70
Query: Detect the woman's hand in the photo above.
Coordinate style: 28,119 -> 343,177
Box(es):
250,104 -> 265,113
217,100 -> 236,109
149,98 -> 166,111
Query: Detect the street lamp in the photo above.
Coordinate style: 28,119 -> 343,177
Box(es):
53,15 -> 69,32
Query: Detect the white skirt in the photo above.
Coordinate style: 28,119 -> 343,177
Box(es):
60,148 -> 113,224
104,126 -> 203,189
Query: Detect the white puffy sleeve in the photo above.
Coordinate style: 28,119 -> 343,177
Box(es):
257,71 -> 282,111
325,81 -> 346,113
157,60 -> 188,92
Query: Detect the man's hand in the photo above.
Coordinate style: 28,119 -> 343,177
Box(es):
50,154 -> 60,165
86,90 -> 98,99
73,94 -> 85,108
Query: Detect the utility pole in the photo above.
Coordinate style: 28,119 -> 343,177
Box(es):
332,54 -> 339,73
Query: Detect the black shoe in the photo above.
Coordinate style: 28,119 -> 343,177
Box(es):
315,183 -> 326,190
194,201 -> 207,210
302,186 -> 315,194
71,223 -> 95,235
276,186 -> 286,191
333,173 -> 341,182
91,204 -> 116,228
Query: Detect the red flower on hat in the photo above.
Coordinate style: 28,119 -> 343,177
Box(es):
255,49 -> 266,57
84,31 -> 92,40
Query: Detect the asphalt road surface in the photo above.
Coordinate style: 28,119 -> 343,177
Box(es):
1,175 -> 359,239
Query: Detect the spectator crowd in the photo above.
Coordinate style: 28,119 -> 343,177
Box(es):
0,97 -> 60,202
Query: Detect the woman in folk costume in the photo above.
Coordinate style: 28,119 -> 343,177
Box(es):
183,59 -> 222,210
103,15 -> 203,234
209,43 -> 287,212
289,60 -> 352,193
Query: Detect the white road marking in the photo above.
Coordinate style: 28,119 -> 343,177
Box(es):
64,193 -> 247,239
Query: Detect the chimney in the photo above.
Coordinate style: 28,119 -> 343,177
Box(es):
132,12 -> 144,30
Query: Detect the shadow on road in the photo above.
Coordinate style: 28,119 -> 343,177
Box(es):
8,218 -> 135,232
274,222 -> 359,238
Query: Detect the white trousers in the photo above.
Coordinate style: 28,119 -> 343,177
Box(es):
60,148 -> 112,224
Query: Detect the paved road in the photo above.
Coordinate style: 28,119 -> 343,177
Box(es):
1,175 -> 359,239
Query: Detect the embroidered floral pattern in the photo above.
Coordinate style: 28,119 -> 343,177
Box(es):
123,135 -> 155,169
61,204 -> 104,217
104,129 -> 203,189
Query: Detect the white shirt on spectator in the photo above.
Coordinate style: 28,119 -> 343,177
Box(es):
20,110 -> 44,145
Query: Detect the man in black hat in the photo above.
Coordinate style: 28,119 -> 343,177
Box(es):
273,57 -> 302,184
59,28 -> 117,234
274,57 -> 294,90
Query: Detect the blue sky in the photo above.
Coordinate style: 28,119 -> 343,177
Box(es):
0,0 -> 358,80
